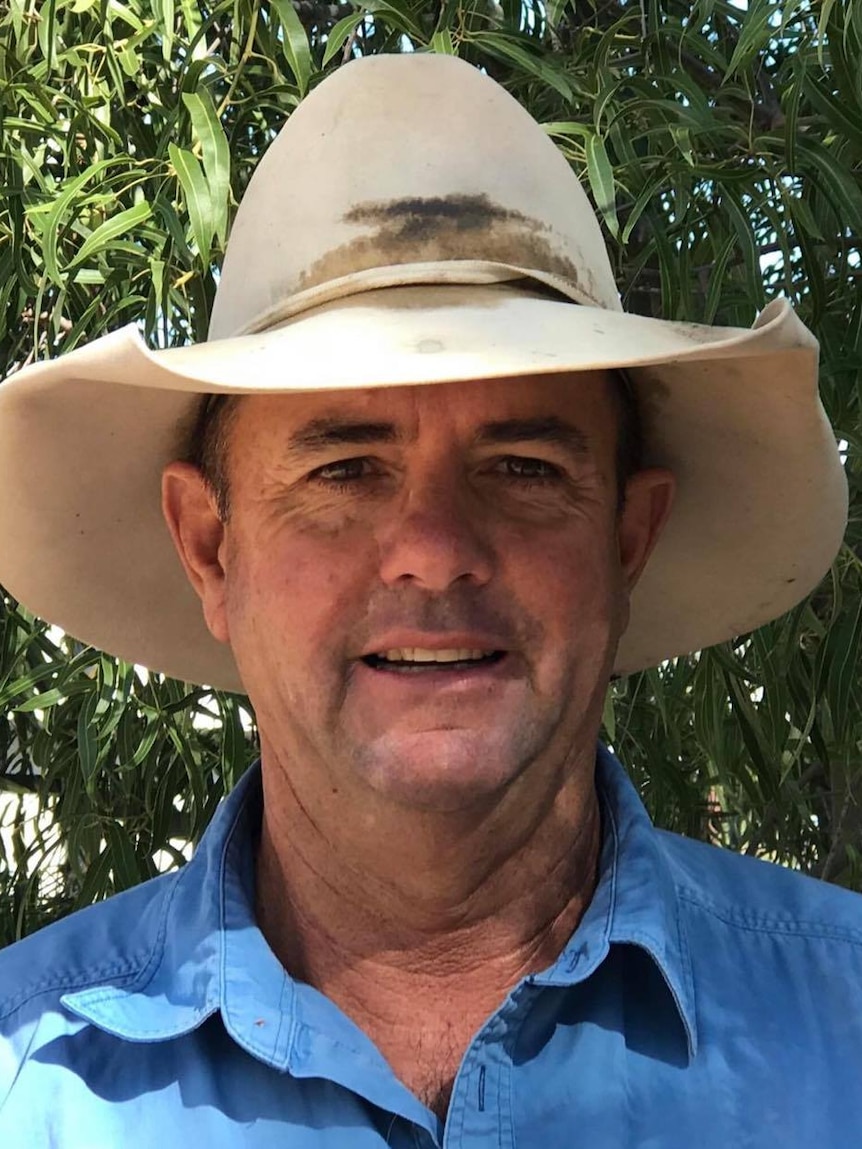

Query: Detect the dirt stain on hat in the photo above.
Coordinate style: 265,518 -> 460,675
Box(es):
298,194 -> 596,301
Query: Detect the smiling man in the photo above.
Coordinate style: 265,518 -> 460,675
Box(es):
0,53 -> 860,1149
161,374 -> 671,1116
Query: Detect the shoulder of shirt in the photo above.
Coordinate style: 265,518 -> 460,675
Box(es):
654,826 -> 862,944
0,867 -> 179,1028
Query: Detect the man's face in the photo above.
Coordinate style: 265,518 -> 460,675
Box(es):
166,373 -> 672,812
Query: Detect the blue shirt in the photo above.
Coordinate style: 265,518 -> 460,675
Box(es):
2,745 -> 861,1148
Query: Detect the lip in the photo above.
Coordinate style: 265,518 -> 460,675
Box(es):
353,649 -> 518,694
358,632 -> 511,659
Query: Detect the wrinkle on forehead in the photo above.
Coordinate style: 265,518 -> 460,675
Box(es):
239,373 -> 615,435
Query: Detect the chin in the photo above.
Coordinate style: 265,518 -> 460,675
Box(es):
354,728 -> 527,812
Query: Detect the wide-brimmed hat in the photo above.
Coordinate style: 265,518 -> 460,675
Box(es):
0,54 -> 847,691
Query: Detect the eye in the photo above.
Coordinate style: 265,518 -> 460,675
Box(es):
307,457 -> 380,490
493,456 -> 562,482
312,458 -> 368,481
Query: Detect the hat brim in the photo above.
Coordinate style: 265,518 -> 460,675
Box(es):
0,285 -> 847,687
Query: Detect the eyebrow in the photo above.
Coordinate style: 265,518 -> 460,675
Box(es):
286,418 -> 402,454
285,414 -> 590,457
472,417 -> 590,455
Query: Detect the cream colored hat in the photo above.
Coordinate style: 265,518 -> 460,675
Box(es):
0,53 -> 847,690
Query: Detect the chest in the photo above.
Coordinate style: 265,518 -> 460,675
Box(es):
366,1021 -> 471,1121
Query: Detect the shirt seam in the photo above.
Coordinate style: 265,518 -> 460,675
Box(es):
597,755 -> 698,1055
219,776 -> 299,1068
676,882 -> 697,1051
0,843 -> 197,1025
0,957 -> 149,1023
115,862 -> 189,998
677,887 -> 862,944
597,780 -> 620,939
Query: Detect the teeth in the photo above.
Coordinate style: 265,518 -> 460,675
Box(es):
378,648 -> 491,663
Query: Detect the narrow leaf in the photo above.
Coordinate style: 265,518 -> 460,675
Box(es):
104,820 -> 143,891
602,688 -> 617,744
68,202 -> 152,270
585,133 -> 619,238
430,29 -> 457,55
271,0 -> 313,97
182,90 -> 230,243
322,12 -> 363,66
36,158 -> 120,286
77,693 -> 100,793
469,33 -> 574,101
169,142 -> 214,267
826,596 -> 862,741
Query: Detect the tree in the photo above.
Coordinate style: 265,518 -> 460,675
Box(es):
1,0 -> 860,947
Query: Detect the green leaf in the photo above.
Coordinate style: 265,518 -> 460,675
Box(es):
169,141 -> 214,267
76,693 -> 100,793
826,596 -> 862,741
218,694 -> 250,791
322,12 -> 363,66
105,0 -> 145,33
469,32 -> 574,101
620,171 -> 669,245
35,158 -> 122,286
182,89 -> 230,243
271,0 -> 314,97
103,820 -> 143,891
585,133 -> 619,238
0,660 -> 66,707
543,120 -> 592,142
68,201 -> 152,270
795,135 -> 862,240
720,189 -> 763,310
362,0 -> 424,39
817,0 -> 838,65
602,688 -> 616,744
545,0 -> 569,29
152,0 -> 176,61
799,73 -> 862,154
430,29 -> 457,55
703,232 -> 738,324
118,45 -> 140,77
726,1 -> 774,80
14,688 -> 66,713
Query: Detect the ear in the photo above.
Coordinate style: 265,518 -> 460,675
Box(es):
616,467 -> 676,591
161,461 -> 230,644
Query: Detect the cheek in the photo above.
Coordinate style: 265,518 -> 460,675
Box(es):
511,514 -> 619,596
224,522 -> 378,651
511,525 -> 623,652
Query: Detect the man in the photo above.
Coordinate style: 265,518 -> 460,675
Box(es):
0,52 -> 858,1148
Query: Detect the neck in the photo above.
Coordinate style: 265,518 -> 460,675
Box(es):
254,740 -> 603,1020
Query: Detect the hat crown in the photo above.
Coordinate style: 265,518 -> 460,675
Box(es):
209,53 -> 622,340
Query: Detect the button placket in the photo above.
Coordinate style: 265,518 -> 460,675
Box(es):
442,986 -> 533,1149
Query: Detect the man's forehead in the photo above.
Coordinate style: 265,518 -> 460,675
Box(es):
234,371 -> 617,437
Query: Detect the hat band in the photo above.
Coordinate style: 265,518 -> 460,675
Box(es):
220,259 -> 612,341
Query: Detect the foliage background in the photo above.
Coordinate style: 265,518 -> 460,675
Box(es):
1,0 -> 860,946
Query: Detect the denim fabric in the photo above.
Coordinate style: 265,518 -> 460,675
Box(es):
2,744 -> 861,1148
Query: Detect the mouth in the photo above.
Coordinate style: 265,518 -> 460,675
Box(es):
361,648 -> 507,674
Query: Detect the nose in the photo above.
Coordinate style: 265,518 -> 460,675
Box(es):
377,473 -> 495,592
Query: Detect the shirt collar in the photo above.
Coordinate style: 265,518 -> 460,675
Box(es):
63,743 -> 697,1065
62,764 -> 265,1046
62,766 -> 434,1129
530,744 -> 698,1060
